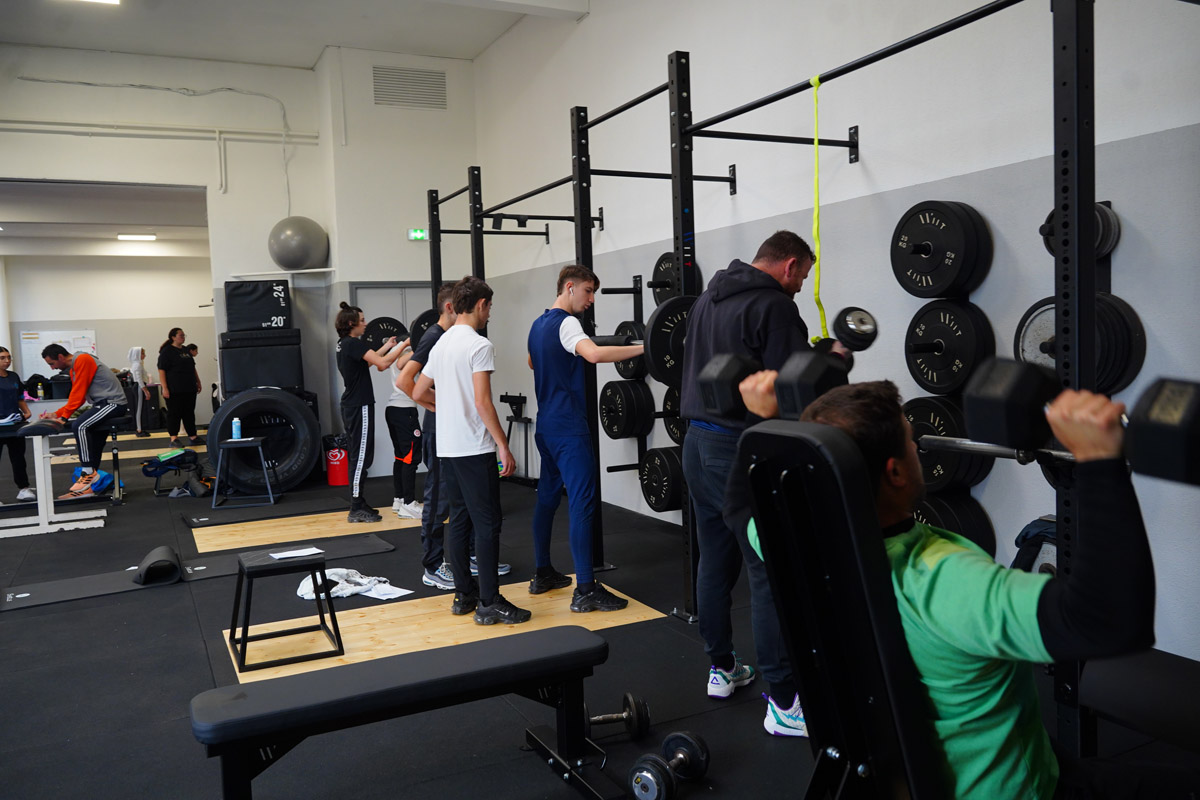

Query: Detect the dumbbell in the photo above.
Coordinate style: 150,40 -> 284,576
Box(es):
963,357 -> 1200,486
697,306 -> 878,417
584,692 -> 650,740
628,731 -> 710,800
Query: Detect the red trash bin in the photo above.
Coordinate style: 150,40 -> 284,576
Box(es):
326,447 -> 349,486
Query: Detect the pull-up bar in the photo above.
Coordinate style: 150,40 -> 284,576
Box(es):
692,129 -> 857,151
585,82 -> 669,129
438,184 -> 469,204
479,175 -> 573,217
687,0 -> 1026,134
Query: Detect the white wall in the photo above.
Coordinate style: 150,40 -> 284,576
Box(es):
471,0 -> 1200,276
5,256 -> 213,322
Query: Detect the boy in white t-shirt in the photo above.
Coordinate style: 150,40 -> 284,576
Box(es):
414,276 -> 531,625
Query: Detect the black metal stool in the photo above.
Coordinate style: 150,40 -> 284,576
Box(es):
93,412 -> 134,505
228,549 -> 344,673
212,436 -> 279,509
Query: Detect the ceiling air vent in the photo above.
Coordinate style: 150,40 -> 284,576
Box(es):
372,65 -> 447,110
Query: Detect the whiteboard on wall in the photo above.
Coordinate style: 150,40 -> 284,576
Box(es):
18,330 -> 97,376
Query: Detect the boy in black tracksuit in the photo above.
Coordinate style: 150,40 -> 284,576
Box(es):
334,301 -> 407,522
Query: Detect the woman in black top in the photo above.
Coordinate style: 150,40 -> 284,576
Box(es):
0,346 -> 34,501
157,327 -> 203,448
334,301 -> 407,523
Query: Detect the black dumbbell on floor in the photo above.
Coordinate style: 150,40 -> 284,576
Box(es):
584,692 -> 650,740
963,357 -> 1200,486
628,731 -> 710,800
697,306 -> 878,418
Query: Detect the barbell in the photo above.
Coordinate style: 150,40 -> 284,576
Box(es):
956,357 -> 1200,487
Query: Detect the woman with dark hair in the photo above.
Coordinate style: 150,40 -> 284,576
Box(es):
157,327 -> 203,448
335,301 -> 408,522
0,346 -> 34,501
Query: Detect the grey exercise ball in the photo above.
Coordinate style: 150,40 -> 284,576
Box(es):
268,216 -> 329,271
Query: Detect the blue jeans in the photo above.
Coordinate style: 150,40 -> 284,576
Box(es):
682,424 -> 791,687
532,432 -> 597,584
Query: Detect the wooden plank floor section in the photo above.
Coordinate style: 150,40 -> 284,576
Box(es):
52,443 -> 208,465
193,511 -> 421,553
224,578 -> 664,683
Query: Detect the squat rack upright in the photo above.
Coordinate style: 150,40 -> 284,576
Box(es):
664,0 -> 1101,757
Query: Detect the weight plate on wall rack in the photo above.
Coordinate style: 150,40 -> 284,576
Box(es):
891,200 -> 992,298
662,385 -> 686,445
914,492 -> 996,557
651,252 -> 701,305
904,299 -> 995,395
1013,292 -> 1145,395
613,320 -> 647,380
1038,202 -> 1121,259
903,395 -> 994,492
644,295 -> 694,387
640,446 -> 684,512
599,380 -> 655,440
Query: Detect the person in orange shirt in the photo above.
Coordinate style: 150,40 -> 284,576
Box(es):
40,344 -> 129,498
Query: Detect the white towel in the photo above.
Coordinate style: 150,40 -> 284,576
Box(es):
296,568 -> 412,601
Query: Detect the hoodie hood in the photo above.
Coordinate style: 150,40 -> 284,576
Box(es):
128,346 -> 147,383
707,259 -> 790,303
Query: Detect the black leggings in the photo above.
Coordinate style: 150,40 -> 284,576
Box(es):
165,391 -> 198,438
0,436 -> 29,489
385,406 -> 420,503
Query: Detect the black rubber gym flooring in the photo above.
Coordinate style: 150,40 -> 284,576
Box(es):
0,435 -> 1195,798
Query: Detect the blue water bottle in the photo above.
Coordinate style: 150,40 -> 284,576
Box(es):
232,417 -> 242,439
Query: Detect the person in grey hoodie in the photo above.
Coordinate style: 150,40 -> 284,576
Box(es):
127,345 -> 152,438
40,344 -> 129,498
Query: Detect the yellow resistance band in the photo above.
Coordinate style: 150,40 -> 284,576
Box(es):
810,74 -> 829,342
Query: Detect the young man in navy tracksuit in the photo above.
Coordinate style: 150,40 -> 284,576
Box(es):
526,265 -> 643,612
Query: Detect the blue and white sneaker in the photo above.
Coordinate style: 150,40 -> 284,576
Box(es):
422,562 -> 455,591
763,693 -> 808,737
469,555 -> 511,576
707,655 -> 756,698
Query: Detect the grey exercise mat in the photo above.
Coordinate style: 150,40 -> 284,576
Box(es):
0,534 -> 394,612
180,495 -> 350,528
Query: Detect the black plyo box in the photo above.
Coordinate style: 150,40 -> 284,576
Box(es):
219,328 -> 302,349
225,280 -> 292,331
220,344 -> 304,393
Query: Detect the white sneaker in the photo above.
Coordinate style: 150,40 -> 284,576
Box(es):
17,487 -> 36,501
391,497 -> 404,512
707,655 -> 757,698
763,693 -> 808,737
403,500 -> 424,517
395,500 -> 420,519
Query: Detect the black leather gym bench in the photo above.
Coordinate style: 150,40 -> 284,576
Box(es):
190,625 -> 625,800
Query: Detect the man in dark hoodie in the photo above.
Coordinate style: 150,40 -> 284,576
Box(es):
679,230 -> 846,736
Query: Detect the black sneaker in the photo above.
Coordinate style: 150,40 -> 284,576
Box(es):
570,582 -> 629,613
347,508 -> 382,523
474,595 -> 532,625
529,570 -> 573,595
451,592 -> 478,615
135,431 -> 151,438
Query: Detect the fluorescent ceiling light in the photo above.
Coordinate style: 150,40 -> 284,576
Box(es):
118,234 -> 156,241
75,0 -> 121,5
